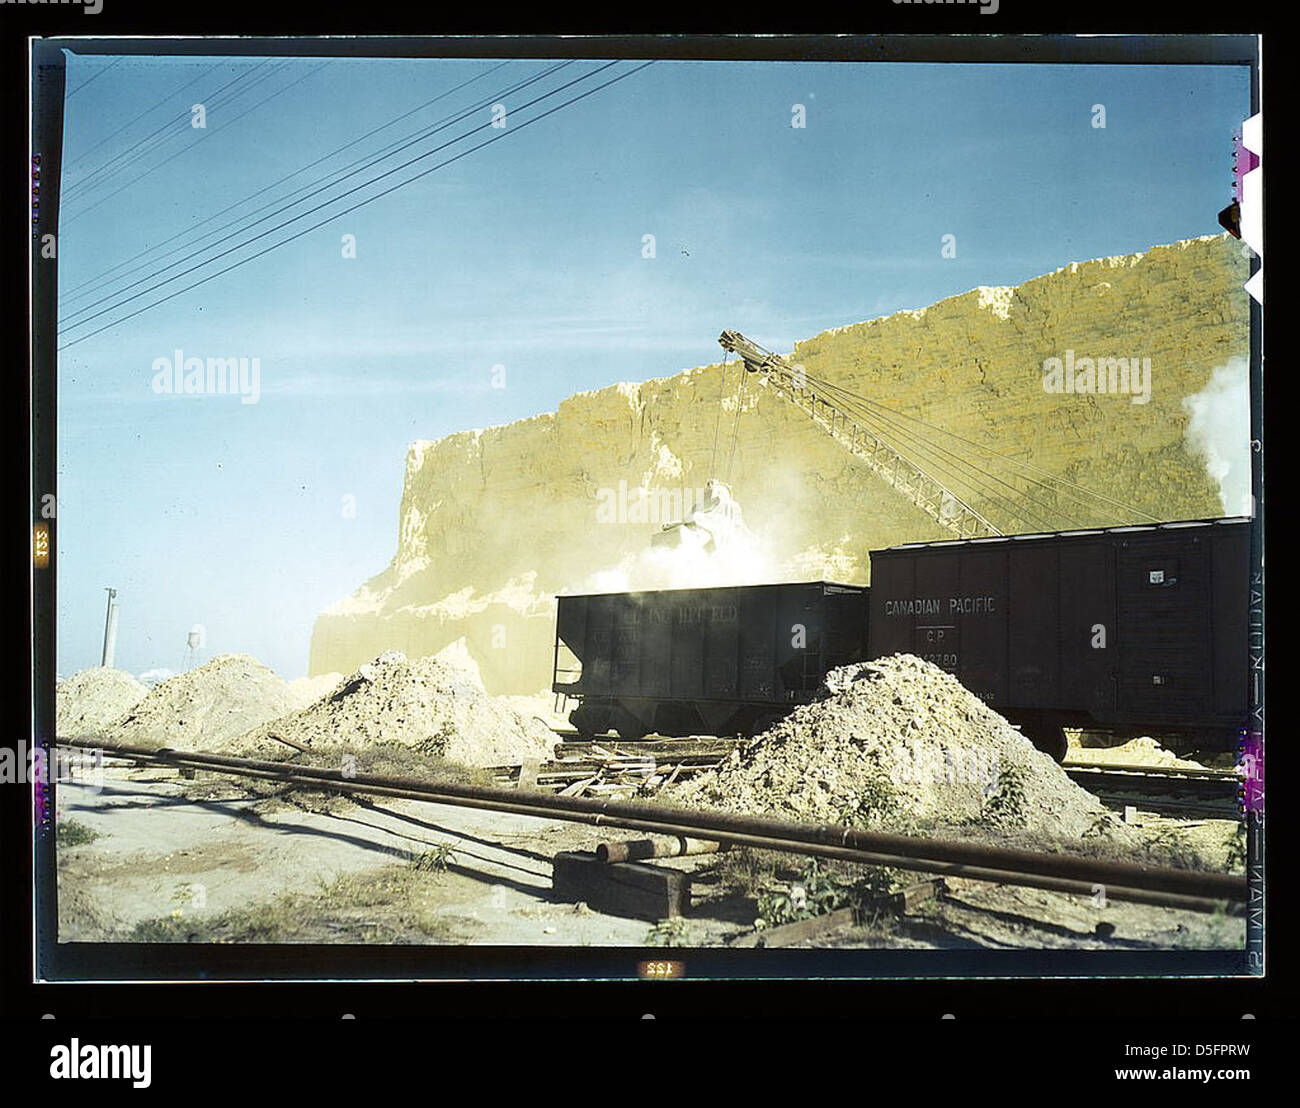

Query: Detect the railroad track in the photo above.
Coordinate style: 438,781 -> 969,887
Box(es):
541,740 -> 1245,819
56,736 -> 1247,913
1062,762 -> 1242,820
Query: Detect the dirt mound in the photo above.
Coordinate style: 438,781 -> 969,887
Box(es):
1067,736 -> 1209,771
670,654 -> 1131,844
226,650 -> 555,768
106,654 -> 296,752
56,667 -> 148,737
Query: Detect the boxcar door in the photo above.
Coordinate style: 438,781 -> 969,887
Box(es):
1115,533 -> 1212,720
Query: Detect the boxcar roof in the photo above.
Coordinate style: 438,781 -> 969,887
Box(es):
877,516 -> 1251,552
558,580 -> 866,599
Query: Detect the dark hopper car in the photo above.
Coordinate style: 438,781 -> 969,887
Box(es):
552,518 -> 1252,757
552,582 -> 868,739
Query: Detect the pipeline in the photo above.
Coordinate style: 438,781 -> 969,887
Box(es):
55,737 -> 1247,909
596,836 -> 729,863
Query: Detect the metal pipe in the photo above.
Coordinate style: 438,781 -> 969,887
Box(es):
596,836 -> 728,863
60,737 -> 1246,905
144,756 -> 1233,913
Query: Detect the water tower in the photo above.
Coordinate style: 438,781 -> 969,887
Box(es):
184,624 -> 206,670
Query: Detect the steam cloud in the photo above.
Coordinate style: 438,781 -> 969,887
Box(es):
578,529 -> 780,594
1182,357 -> 1252,517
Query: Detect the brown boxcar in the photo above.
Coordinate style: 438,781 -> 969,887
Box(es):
866,517 -> 1251,757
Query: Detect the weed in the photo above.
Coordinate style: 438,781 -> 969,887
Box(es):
55,818 -> 100,848
645,918 -> 690,947
835,775 -> 901,829
408,842 -> 458,873
984,764 -> 1029,823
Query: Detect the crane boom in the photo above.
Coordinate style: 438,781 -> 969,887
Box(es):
717,330 -> 1002,540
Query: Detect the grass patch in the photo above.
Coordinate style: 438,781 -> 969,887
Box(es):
56,818 -> 101,848
127,863 -> 480,945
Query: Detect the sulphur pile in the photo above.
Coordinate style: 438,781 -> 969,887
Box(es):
286,672 -> 345,710
670,654 -> 1129,842
226,650 -> 555,768
1067,735 -> 1208,771
56,667 -> 148,737
106,654 -> 297,752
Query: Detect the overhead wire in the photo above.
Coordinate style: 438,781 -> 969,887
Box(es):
60,59 -> 602,334
59,59 -> 516,304
61,62 -> 328,229
64,56 -> 124,101
62,60 -> 281,204
65,62 -> 223,172
58,60 -> 656,351
61,61 -> 570,318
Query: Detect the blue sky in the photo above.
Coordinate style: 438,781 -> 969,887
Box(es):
53,54 -> 1249,680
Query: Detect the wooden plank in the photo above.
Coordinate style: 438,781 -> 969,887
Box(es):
553,851 -> 691,921
730,906 -> 857,948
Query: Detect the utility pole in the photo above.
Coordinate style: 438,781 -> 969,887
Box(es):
101,587 -> 119,668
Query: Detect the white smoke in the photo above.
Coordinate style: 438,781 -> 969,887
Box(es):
579,530 -> 780,594
574,480 -> 783,594
1182,357 -> 1253,517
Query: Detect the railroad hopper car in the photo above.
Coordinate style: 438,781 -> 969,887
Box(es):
868,517 -> 1251,759
552,582 -> 869,740
551,518 -> 1252,758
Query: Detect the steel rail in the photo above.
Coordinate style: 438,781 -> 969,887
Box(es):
56,737 -> 1246,908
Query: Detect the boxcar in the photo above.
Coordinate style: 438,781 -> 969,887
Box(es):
552,582 -> 869,738
866,517 -> 1251,757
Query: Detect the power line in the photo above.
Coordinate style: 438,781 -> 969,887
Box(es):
65,62 -> 222,172
65,57 -> 124,101
60,60 -> 578,328
59,59 -> 516,303
62,60 -> 280,204
62,62 -> 327,229
60,60 -> 564,315
58,61 -> 655,351
60,61 -> 621,335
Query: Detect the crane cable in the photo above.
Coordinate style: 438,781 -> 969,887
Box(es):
806,370 -> 1159,525
710,350 -> 729,477
725,358 -> 747,484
